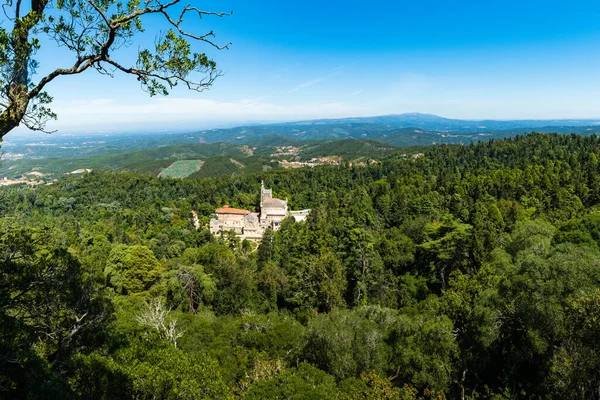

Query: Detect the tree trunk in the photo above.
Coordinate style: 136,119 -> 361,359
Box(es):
0,24 -> 30,137
0,0 -> 50,139
0,85 -> 29,137
460,369 -> 466,400
360,246 -> 367,305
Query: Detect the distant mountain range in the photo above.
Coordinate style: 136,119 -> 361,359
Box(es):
4,112 -> 600,180
196,113 -> 600,145
282,113 -> 600,131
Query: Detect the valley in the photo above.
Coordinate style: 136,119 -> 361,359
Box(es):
3,113 -> 600,182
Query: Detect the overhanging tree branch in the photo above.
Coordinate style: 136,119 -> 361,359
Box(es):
28,55 -> 98,98
0,0 -> 232,139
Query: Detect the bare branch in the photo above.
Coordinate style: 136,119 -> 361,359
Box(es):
136,298 -> 186,347
2,0 -> 16,22
161,5 -> 233,50
86,0 -> 110,27
111,0 -> 181,26
102,56 -> 221,92
21,115 -> 57,133
15,0 -> 21,19
185,7 -> 233,20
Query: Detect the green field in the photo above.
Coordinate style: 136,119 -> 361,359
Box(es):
158,160 -> 204,178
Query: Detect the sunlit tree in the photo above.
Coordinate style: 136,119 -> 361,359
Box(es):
0,0 -> 231,138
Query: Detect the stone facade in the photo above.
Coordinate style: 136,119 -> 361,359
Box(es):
259,181 -> 288,229
209,181 -> 309,241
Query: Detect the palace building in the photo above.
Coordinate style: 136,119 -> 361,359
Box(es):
209,181 -> 310,241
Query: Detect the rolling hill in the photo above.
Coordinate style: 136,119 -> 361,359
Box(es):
4,113 -> 600,181
0,139 -> 400,180
194,113 -> 600,144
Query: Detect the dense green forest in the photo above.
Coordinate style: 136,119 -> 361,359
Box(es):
4,133 -> 600,399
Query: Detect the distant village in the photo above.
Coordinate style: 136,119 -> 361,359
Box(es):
0,169 -> 92,186
277,156 -> 342,169
1,174 -> 47,186
269,145 -> 424,169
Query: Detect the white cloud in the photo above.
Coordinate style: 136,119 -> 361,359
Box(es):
90,98 -> 115,106
239,97 -> 265,104
290,67 -> 346,92
291,76 -> 328,92
44,97 -> 370,131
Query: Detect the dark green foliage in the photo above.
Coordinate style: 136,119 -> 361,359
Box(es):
5,133 -> 600,398
0,221 -> 112,398
288,251 -> 347,313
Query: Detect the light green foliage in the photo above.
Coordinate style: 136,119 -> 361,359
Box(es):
123,345 -> 230,399
237,313 -> 307,361
244,363 -> 339,400
105,245 -> 163,294
158,160 -> 204,178
507,219 -> 556,257
554,212 -> 600,247
419,214 -> 473,288
339,372 -> 419,400
78,233 -> 113,277
69,342 -> 231,400
237,358 -> 287,396
136,29 -> 218,96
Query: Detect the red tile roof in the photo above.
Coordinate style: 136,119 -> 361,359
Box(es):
215,205 -> 250,215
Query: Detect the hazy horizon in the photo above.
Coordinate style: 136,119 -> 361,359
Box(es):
8,111 -> 600,138
8,0 -> 600,134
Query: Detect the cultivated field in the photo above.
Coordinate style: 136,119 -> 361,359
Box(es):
158,160 -> 204,178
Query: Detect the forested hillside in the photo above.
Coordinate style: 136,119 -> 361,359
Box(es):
194,113 -> 600,143
3,133 -> 600,398
0,139 -> 397,179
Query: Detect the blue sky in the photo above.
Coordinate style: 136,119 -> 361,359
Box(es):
16,0 -> 600,133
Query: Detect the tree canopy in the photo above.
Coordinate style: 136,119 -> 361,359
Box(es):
4,133 -> 600,398
0,0 -> 231,138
